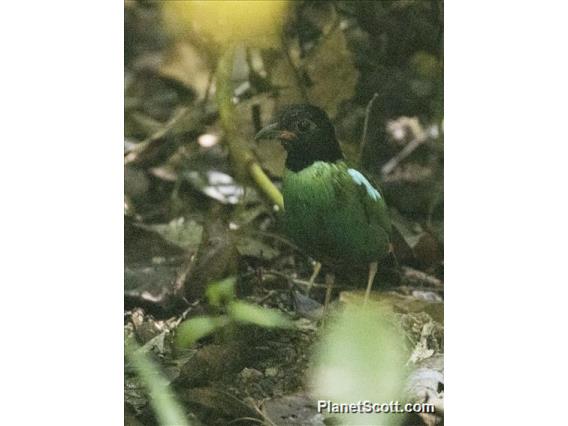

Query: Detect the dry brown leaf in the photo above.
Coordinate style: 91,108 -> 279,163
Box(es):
270,27 -> 359,117
159,40 -> 211,99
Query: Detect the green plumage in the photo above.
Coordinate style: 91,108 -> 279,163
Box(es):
282,160 -> 391,267
255,103 -> 393,290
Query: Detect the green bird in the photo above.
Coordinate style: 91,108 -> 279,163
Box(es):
255,104 -> 392,303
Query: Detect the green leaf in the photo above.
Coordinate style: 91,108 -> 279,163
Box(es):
310,304 -> 407,426
205,277 -> 237,307
175,315 -> 230,348
126,339 -> 192,426
228,301 -> 293,328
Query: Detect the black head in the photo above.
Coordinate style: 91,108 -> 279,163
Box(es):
255,104 -> 343,172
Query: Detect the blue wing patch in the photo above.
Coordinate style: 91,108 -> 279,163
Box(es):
347,169 -> 381,201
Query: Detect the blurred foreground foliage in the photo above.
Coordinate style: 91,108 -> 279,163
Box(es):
125,1 -> 443,425
313,305 -> 405,426
176,277 -> 293,348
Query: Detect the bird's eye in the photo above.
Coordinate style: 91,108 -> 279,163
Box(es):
295,119 -> 315,133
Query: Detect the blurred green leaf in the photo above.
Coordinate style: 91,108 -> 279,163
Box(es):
205,277 -> 237,307
310,304 -> 407,426
176,315 -> 230,348
126,339 -> 192,426
228,301 -> 293,328
340,291 -> 444,325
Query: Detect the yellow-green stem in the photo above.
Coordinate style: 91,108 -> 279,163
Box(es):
216,47 -> 284,210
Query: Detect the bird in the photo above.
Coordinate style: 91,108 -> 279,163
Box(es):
255,104 -> 392,304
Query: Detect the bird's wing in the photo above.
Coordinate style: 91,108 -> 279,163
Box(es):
335,162 -> 392,235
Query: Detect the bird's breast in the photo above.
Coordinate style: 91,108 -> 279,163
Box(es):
281,164 -> 389,266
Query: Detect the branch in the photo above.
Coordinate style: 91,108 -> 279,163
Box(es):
381,136 -> 425,176
358,93 -> 379,166
216,47 -> 284,210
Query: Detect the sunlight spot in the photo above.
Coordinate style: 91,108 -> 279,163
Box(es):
198,133 -> 219,148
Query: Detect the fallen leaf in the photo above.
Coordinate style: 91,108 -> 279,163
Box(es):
159,40 -> 211,99
269,26 -> 359,117
263,392 -> 326,426
185,170 -> 244,204
236,235 -> 280,260
137,218 -> 203,251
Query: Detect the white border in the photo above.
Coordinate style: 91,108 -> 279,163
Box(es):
0,1 -> 123,424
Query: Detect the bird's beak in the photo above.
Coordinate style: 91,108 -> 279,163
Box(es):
254,123 -> 297,143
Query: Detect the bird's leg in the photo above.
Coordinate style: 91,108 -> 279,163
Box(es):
306,261 -> 322,296
324,272 -> 335,314
364,262 -> 378,304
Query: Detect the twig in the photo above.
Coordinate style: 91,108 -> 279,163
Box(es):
249,230 -> 300,251
250,399 -> 278,426
173,251 -> 198,299
381,137 -> 425,175
200,68 -> 215,107
257,290 -> 278,304
124,107 -> 189,166
358,93 -> 379,166
262,269 -> 353,290
401,266 -> 444,288
227,417 -> 265,425
143,107 -> 189,145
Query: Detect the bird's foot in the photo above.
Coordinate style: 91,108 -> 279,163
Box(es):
322,272 -> 335,320
364,261 -> 379,304
306,261 -> 322,296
